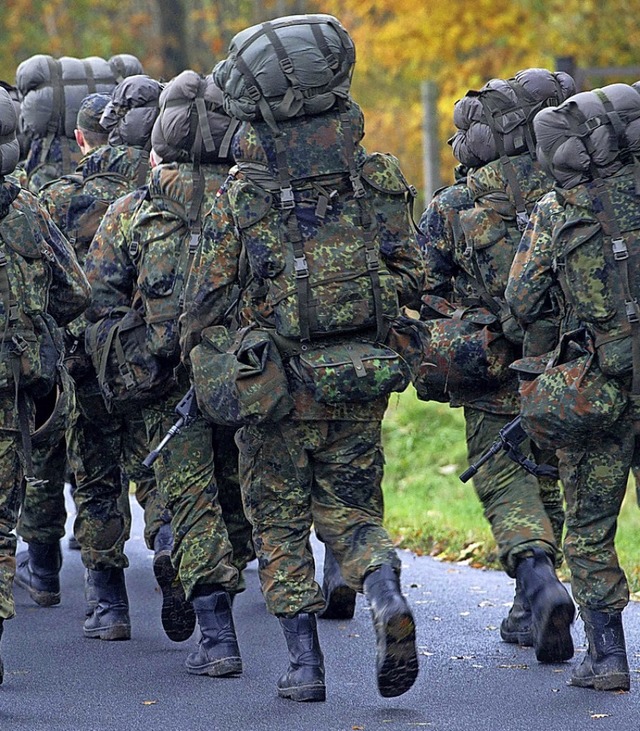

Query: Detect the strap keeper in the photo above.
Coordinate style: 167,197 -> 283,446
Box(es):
612,237 -> 628,260
247,85 -> 261,102
128,238 -> 140,258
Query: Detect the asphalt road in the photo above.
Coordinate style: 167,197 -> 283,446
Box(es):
3,494 -> 640,731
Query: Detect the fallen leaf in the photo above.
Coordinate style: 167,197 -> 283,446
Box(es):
485,625 -> 498,631
460,611 -> 470,617
438,464 -> 457,475
498,664 -> 529,669
590,714 -> 610,719
552,689 -> 560,693
142,700 -> 157,706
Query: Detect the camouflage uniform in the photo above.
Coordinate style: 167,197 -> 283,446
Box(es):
0,179 -> 90,620
419,177 -> 563,576
179,150 -> 425,618
506,190 -> 632,612
84,162 -> 254,600
24,135 -> 82,194
29,144 -> 163,566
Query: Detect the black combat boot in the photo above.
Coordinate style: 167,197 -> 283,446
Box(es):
363,564 -> 419,698
83,568 -> 131,641
153,523 -> 196,643
500,577 -> 533,646
185,586 -> 242,677
277,613 -> 326,702
569,609 -> 630,691
515,548 -> 575,663
14,541 -> 62,607
318,544 -> 356,620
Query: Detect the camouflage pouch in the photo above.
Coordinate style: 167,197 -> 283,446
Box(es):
513,328 -> 628,450
190,325 -> 294,427
295,339 -> 411,404
415,294 -> 517,403
84,306 -> 175,412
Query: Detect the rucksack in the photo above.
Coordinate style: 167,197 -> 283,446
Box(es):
86,72 -> 239,410
227,103 -> 409,343
534,84 -> 640,387
452,70 -> 576,341
17,53 -> 143,180
0,182 -> 61,397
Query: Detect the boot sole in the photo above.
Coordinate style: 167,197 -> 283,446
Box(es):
153,552 -> 196,643
319,585 -> 357,620
13,575 -> 60,608
83,624 -> 131,641
185,656 -> 243,677
500,621 -> 533,647
569,672 -> 630,691
533,594 -> 575,663
375,611 -> 419,698
277,682 -> 327,702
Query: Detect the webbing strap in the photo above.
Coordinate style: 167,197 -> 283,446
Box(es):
478,94 -> 530,231
587,177 -> 640,396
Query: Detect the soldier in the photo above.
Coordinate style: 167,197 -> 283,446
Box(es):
16,89 -> 194,645
83,70 -> 254,676
505,82 -> 640,692
0,85 -> 90,679
180,15 -> 422,701
418,70 -> 576,665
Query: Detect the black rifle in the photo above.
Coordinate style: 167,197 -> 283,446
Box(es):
459,416 -> 559,483
143,387 -> 199,468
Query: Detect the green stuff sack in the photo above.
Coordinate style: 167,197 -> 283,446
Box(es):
190,326 -> 294,427
295,340 -> 411,404
514,329 -> 628,450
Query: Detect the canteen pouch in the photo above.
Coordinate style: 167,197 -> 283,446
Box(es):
190,325 -> 294,427
513,328 -> 628,450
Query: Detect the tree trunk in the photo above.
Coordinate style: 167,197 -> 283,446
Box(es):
156,0 -> 189,79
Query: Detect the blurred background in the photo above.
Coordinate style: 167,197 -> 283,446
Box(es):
2,0 -> 640,209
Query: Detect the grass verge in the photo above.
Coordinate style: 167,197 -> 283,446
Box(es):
382,387 -> 640,597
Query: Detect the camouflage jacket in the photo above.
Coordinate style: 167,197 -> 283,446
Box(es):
180,159 -> 426,422
84,161 -> 229,336
505,190 -> 575,354
419,179 -> 519,414
39,144 -> 150,264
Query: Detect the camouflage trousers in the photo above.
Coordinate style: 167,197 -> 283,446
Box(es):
236,417 -> 400,618
67,374 -> 162,570
558,411 -> 635,613
143,386 -> 247,600
464,407 -> 563,577
0,391 -> 32,620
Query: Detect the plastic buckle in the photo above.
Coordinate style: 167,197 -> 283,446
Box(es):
128,238 -> 140,258
119,365 -> 135,389
280,187 -> 295,209
279,57 -> 294,75
626,299 -> 639,323
189,231 -> 201,254
350,174 -> 366,199
612,237 -> 628,260
247,85 -> 261,102
11,334 -> 28,353
366,250 -> 380,270
516,210 -> 529,232
294,255 -> 309,278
